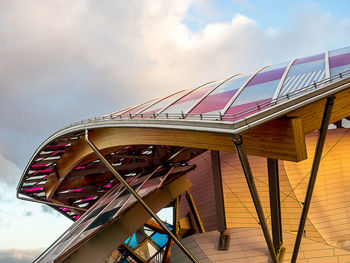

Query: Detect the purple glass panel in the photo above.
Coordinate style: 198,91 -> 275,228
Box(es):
294,53 -> 324,65
122,100 -> 158,116
246,67 -> 285,87
45,144 -> 67,148
329,52 -> 350,68
25,187 -> 44,192
224,99 -> 271,121
162,81 -> 221,115
189,89 -> 238,114
174,85 -> 214,104
140,108 -> 162,115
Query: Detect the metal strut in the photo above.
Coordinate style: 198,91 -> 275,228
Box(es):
267,158 -> 285,260
211,150 -> 230,250
291,96 -> 335,263
84,130 -> 199,263
233,135 -> 278,263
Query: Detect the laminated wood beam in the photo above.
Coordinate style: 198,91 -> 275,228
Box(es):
287,88 -> 350,134
44,117 -> 307,198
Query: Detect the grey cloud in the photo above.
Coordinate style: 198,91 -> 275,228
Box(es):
41,205 -> 54,214
23,211 -> 32,217
0,0 -> 350,172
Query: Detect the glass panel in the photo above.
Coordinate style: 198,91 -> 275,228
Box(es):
34,183 -> 126,263
121,99 -> 158,117
160,81 -> 221,115
139,89 -> 189,116
188,73 -> 251,116
35,167 -> 171,262
225,62 -> 288,119
151,232 -> 169,248
329,46 -> 350,77
279,53 -> 325,97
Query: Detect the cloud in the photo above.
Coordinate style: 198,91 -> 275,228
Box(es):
0,151 -> 21,185
0,0 -> 350,253
41,205 -> 55,215
0,0 -> 349,169
23,211 -> 32,217
0,248 -> 44,263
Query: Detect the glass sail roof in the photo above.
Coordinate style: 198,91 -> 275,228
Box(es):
104,46 -> 350,122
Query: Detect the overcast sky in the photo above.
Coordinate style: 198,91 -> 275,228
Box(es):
1,0 -> 350,262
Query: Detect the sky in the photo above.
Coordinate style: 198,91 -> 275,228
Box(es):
1,0 -> 350,262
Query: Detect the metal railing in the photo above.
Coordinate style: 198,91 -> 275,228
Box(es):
59,70 -> 350,130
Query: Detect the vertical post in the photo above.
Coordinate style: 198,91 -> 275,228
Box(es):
211,150 -> 227,232
85,130 -> 199,263
211,150 -> 230,249
233,135 -> 278,263
291,96 -> 335,263
173,198 -> 179,236
267,158 -> 283,255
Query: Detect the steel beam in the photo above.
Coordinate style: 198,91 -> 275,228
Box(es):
85,130 -> 198,263
267,158 -> 284,257
291,96 -> 335,263
210,150 -> 227,233
210,150 -> 230,250
233,135 -> 278,263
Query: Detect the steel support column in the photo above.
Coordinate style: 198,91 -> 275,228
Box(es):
210,150 -> 230,249
267,158 -> 284,259
85,130 -> 199,263
233,135 -> 278,263
291,96 -> 335,263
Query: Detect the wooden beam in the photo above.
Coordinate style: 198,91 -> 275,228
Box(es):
241,117 -> 307,162
44,118 -> 306,198
287,88 -> 350,134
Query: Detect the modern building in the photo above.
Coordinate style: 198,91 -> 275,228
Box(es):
17,46 -> 350,262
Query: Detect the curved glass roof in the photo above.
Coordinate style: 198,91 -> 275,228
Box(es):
108,46 -> 350,121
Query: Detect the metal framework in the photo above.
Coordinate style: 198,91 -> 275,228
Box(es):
84,130 -> 199,263
291,96 -> 335,262
267,158 -> 285,260
210,150 -> 229,249
233,135 -> 278,263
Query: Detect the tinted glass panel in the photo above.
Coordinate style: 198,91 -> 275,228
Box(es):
140,89 -> 189,115
279,53 -> 325,97
225,62 -> 288,118
188,73 -> 251,116
329,46 -> 350,77
162,81 -> 221,114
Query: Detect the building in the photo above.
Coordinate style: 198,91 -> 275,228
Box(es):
17,46 -> 350,262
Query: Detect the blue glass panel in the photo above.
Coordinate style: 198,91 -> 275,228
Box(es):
151,232 -> 169,248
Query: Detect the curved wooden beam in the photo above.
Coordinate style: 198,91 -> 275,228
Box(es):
43,117 -> 306,199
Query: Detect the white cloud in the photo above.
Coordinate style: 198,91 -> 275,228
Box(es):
0,0 -> 350,251
0,151 -> 71,250
0,151 -> 21,185
0,248 -> 44,263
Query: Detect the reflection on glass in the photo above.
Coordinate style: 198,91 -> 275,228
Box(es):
188,74 -> 251,116
279,54 -> 325,96
162,81 -> 221,115
225,62 -> 288,119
